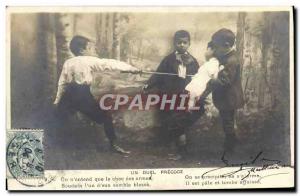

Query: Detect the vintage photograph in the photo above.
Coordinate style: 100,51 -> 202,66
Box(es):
6,7 -> 294,190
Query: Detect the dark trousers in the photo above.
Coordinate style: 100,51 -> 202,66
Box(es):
56,83 -> 116,142
219,110 -> 237,149
158,100 -> 205,145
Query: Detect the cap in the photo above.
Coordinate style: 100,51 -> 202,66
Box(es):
211,28 -> 235,47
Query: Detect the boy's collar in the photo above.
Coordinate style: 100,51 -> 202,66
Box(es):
224,48 -> 234,56
218,48 -> 235,59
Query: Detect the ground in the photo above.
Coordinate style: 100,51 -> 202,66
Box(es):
44,110 -> 291,170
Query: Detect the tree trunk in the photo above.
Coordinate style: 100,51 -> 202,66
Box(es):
96,13 -> 108,58
106,13 -> 114,58
236,12 -> 246,78
236,12 -> 290,112
55,13 -> 74,76
40,14 -> 58,103
112,13 -> 121,60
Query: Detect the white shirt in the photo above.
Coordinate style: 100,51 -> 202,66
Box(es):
185,57 -> 223,109
54,56 -> 137,104
175,51 -> 187,79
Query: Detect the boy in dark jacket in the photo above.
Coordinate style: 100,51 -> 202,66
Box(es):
143,30 -> 199,160
205,28 -> 244,153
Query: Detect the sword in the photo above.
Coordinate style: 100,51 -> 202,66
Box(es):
120,70 -> 195,77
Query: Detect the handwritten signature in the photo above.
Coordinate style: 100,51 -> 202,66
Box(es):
202,151 -> 293,181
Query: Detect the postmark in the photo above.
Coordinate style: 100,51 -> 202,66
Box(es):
6,129 -> 55,187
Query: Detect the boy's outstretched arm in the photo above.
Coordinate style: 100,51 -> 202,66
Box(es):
93,58 -> 139,72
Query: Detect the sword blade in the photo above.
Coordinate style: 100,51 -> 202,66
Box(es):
141,70 -> 194,77
121,70 -> 194,77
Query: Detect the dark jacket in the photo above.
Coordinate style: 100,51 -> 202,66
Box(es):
147,52 -> 199,93
211,50 -> 244,110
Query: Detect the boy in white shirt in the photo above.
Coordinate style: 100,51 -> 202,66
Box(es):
185,41 -> 224,110
54,35 -> 138,154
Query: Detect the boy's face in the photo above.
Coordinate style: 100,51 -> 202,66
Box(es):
205,47 -> 214,61
174,37 -> 190,54
213,44 -> 231,57
82,41 -> 98,56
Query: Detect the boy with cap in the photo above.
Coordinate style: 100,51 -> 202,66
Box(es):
143,30 -> 200,160
206,28 -> 244,153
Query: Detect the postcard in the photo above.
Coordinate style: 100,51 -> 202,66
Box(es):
6,6 -> 295,190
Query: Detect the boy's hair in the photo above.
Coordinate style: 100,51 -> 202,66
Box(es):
211,28 -> 235,47
174,30 -> 190,42
70,35 -> 91,56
